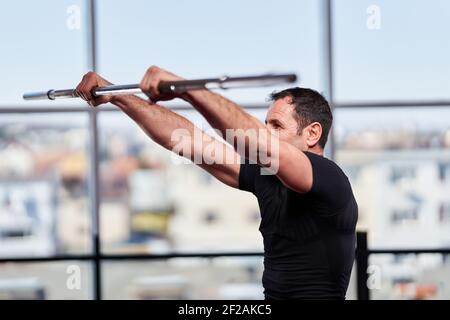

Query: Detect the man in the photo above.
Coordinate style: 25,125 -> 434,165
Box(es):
76,66 -> 358,300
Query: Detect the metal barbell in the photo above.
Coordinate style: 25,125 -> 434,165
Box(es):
23,73 -> 297,101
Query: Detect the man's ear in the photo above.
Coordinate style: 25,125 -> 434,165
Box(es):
305,122 -> 322,147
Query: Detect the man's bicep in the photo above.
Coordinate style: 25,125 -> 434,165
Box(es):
189,133 -> 241,188
201,161 -> 259,192
198,162 -> 240,188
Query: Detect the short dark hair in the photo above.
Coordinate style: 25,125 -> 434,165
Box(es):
269,87 -> 332,149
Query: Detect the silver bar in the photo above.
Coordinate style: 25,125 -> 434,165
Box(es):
23,73 -> 298,101
22,90 -> 53,100
22,89 -> 79,100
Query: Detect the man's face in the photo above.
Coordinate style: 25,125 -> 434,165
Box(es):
265,97 -> 306,149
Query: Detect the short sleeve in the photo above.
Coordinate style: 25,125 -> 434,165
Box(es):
238,163 -> 259,194
303,151 -> 352,213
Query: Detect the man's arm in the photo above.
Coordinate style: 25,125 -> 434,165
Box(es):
183,89 -> 313,194
76,72 -> 241,188
139,66 -> 313,194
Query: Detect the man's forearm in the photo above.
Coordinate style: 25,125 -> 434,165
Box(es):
110,95 -> 234,165
182,90 -> 276,165
182,90 -> 265,135
111,95 -> 194,151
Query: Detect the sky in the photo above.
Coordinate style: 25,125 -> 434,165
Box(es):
0,0 -> 450,130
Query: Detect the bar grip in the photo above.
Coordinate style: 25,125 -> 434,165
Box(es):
158,82 -> 176,94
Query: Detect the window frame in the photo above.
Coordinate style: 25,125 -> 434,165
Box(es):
1,0 -> 449,300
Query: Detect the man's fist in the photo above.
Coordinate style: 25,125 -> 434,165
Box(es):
76,72 -> 113,107
139,65 -> 184,103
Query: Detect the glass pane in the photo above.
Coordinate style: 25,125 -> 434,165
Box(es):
0,261 -> 92,299
96,0 -> 323,106
0,0 -> 89,107
335,107 -> 450,249
345,262 -> 358,300
369,253 -> 450,300
333,0 -> 450,103
0,114 -> 91,257
102,257 -> 264,299
98,110 -> 263,254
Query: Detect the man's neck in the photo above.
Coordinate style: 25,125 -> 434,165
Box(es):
306,146 -> 324,156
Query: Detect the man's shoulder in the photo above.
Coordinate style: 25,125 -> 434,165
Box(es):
303,151 -> 348,179
298,152 -> 357,216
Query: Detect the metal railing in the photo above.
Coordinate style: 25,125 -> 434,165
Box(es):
355,231 -> 450,300
1,231 -> 449,300
0,250 -> 266,299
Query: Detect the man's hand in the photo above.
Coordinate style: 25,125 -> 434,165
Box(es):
76,72 -> 113,107
139,65 -> 184,103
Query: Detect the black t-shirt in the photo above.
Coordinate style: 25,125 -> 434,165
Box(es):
239,151 -> 358,300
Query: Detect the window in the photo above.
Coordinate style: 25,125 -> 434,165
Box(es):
0,0 -> 89,107
438,163 -> 450,183
390,207 -> 419,225
335,107 -> 450,249
369,254 -> 450,300
101,258 -> 264,299
390,166 -> 416,184
333,0 -> 450,103
0,114 -> 91,257
439,203 -> 450,224
2,0 -> 450,300
96,0 -> 323,106
0,261 -> 92,299
203,211 -> 219,225
98,111 -> 262,254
